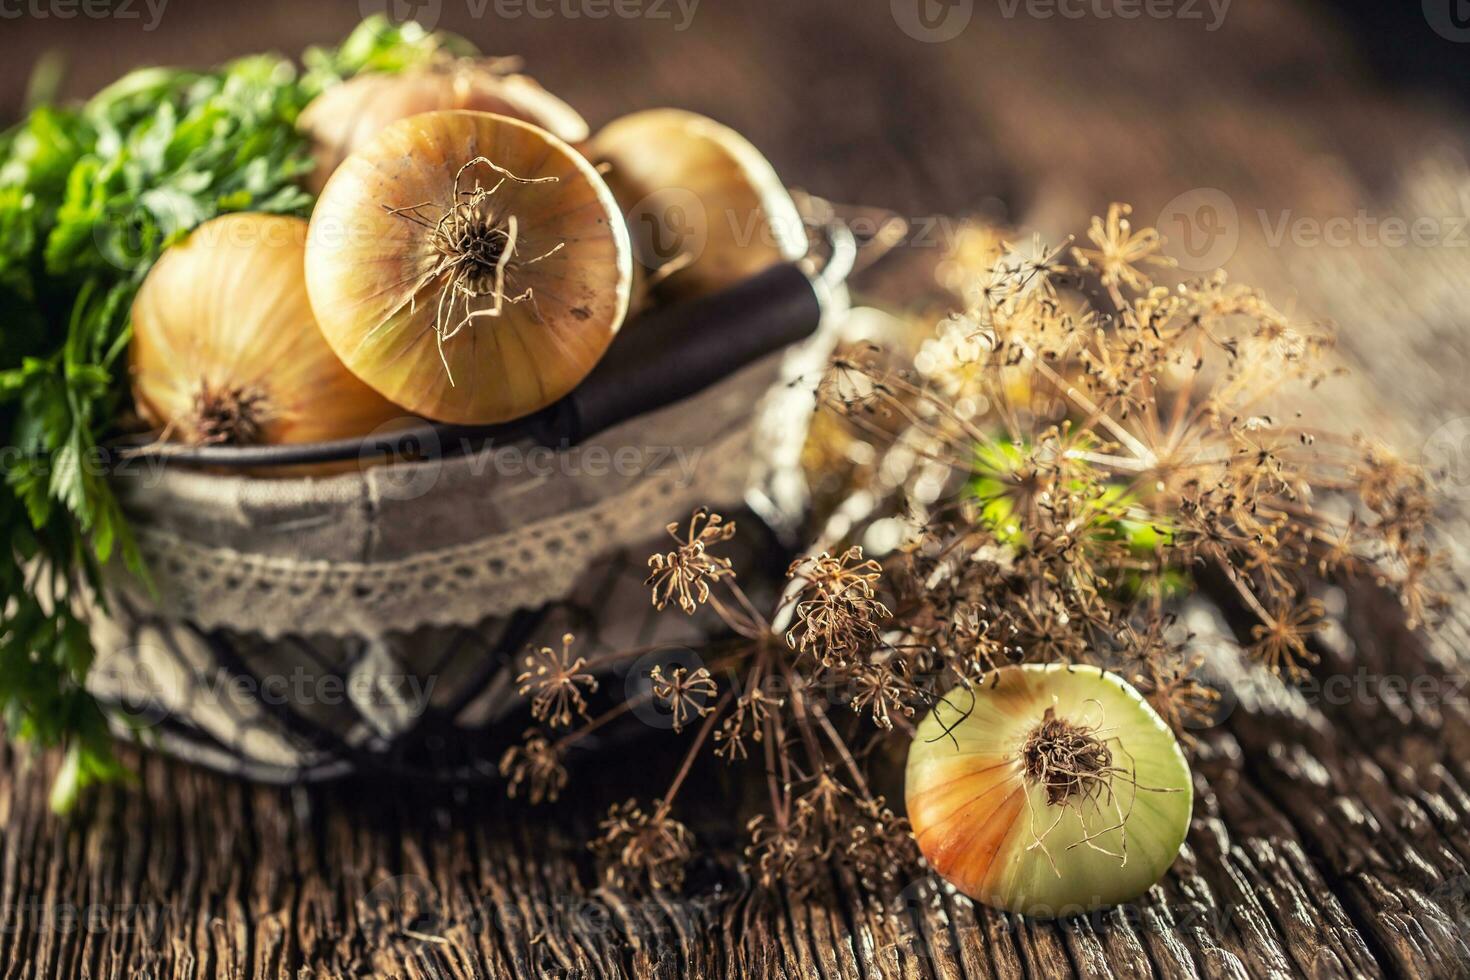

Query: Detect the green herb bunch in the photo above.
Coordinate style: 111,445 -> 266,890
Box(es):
0,17 -> 461,809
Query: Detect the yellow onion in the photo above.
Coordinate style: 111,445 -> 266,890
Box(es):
588,109 -> 806,305
906,664 -> 1192,916
130,213 -> 406,451
305,110 -> 631,425
299,64 -> 589,193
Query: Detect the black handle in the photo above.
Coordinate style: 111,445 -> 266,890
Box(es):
114,263 -> 823,468
528,262 -> 821,445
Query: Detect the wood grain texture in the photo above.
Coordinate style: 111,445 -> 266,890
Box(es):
3,0 -> 1470,976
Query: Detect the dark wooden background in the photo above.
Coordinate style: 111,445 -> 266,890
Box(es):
4,1 -> 1470,976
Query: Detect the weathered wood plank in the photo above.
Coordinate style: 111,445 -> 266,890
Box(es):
2,1 -> 1470,977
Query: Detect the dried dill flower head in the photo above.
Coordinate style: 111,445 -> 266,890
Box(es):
848,661 -> 915,731
592,800 -> 695,892
1138,654 -> 1221,746
1248,598 -> 1326,682
785,546 -> 892,669
745,774 -> 916,895
817,205 -> 1440,682
649,665 -> 718,733
515,633 -> 596,728
499,730 -> 568,804
646,507 -> 737,614
712,687 -> 782,762
1071,202 -> 1175,290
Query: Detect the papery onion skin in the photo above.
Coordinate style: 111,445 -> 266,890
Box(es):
130,213 -> 407,453
299,67 -> 589,193
906,664 -> 1193,917
589,109 -> 806,305
305,110 -> 632,426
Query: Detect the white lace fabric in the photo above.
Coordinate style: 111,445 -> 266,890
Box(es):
106,352 -> 784,639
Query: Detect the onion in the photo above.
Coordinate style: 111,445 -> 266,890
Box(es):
304,110 -> 631,425
588,109 -> 806,305
299,64 -> 589,193
130,213 -> 406,451
906,664 -> 1192,916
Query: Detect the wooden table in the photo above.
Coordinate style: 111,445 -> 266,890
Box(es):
4,1 -> 1470,976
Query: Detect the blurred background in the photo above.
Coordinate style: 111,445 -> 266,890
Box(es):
5,0 -> 1470,442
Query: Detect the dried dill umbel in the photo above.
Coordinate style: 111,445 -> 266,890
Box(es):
514,633 -> 596,729
646,506 -> 738,615
819,208 -> 1439,683
493,203 -> 1441,898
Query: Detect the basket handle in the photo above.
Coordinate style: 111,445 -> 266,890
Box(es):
524,261 -> 824,446
116,261 -> 831,469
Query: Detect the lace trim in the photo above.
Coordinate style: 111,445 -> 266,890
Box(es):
123,423 -> 754,639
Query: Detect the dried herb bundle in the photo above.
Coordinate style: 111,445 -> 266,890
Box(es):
499,204 -> 1442,895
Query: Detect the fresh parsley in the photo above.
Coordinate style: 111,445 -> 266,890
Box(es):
0,17 -> 463,810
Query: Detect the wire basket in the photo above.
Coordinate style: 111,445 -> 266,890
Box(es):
83,215 -> 860,783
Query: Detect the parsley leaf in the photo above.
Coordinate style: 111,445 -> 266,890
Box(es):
0,16 -> 466,809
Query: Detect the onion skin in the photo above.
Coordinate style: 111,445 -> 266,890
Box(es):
130,213 -> 407,454
589,109 -> 806,305
305,110 -> 631,426
299,67 -> 589,194
906,664 -> 1193,916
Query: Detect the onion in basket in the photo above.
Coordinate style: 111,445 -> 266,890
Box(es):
588,109 -> 806,305
299,64 -> 589,193
304,110 -> 632,426
905,664 -> 1193,916
130,213 -> 405,449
